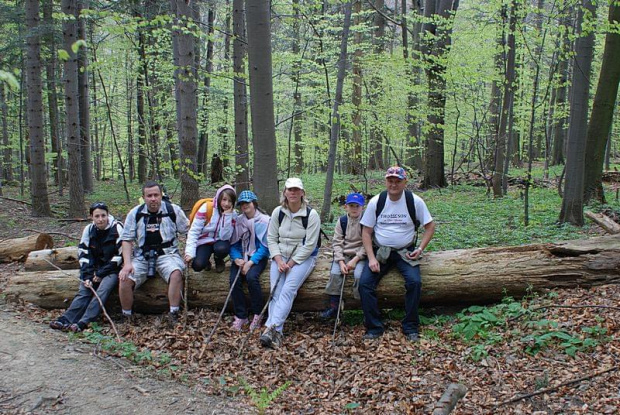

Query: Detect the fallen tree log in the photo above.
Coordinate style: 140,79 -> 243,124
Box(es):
4,234 -> 620,313
585,211 -> 620,234
24,247 -> 80,271
0,234 -> 54,263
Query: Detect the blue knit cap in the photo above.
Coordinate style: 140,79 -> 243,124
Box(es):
237,190 -> 258,205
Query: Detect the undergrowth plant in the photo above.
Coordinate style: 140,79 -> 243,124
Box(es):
239,377 -> 291,414
451,294 -> 611,361
76,324 -> 172,368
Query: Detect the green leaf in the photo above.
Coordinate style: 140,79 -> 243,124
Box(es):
57,49 -> 70,61
72,39 -> 87,54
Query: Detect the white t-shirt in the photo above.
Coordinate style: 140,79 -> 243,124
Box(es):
360,191 -> 433,249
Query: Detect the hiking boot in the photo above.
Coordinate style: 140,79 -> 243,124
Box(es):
249,315 -> 263,331
362,331 -> 383,341
231,316 -> 248,331
215,259 -> 225,273
320,307 -> 338,320
405,332 -> 420,342
271,330 -> 283,348
120,313 -> 134,325
168,311 -> 179,327
49,319 -> 69,331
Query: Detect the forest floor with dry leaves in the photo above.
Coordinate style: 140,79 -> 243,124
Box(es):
1,194 -> 620,414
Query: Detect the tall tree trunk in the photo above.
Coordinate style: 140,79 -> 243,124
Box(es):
233,0 -> 249,192
421,0 -> 459,189
126,55 -> 134,181
583,2 -> 620,204
349,0 -> 362,175
551,9 -> 572,166
220,1 -> 232,167
403,0 -> 423,172
26,0 -> 52,216
321,2 -> 352,223
291,0 -> 304,175
246,0 -> 279,212
62,0 -> 85,217
0,84 -> 11,182
198,8 -> 215,177
559,0 -> 596,226
77,0 -> 92,193
134,1 -> 147,183
170,0 -> 199,209
492,0 -> 517,197
367,0 -> 387,171
42,0 -> 62,190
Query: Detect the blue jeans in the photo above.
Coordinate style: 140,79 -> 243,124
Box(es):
229,258 -> 268,319
192,240 -> 230,271
61,274 -> 118,326
359,251 -> 421,335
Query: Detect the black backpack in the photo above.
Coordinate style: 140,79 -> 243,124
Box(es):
375,190 -> 420,231
277,206 -> 327,248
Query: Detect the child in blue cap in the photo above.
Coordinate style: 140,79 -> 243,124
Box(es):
229,190 -> 271,331
320,192 -> 367,319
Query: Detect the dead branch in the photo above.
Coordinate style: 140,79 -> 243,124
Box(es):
0,196 -> 32,206
23,229 -> 80,241
433,383 -> 468,415
509,303 -> 620,322
495,365 -> 618,407
329,357 -> 388,400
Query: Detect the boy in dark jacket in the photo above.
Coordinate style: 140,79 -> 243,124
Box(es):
50,202 -> 123,332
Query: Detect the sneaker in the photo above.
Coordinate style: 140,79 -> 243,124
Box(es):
319,307 -> 338,320
231,316 -> 248,331
49,319 -> 69,331
249,315 -> 263,331
405,332 -> 420,342
215,259 -> 225,273
68,323 -> 86,333
362,331 -> 383,340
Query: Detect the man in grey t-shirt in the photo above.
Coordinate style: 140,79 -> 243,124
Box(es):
359,166 -> 435,342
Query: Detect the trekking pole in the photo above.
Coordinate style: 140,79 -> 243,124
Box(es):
237,244 -> 298,357
331,271 -> 347,345
42,258 -> 121,342
183,266 -> 189,329
203,264 -> 243,345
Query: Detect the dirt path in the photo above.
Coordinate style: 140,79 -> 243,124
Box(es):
0,308 -> 249,415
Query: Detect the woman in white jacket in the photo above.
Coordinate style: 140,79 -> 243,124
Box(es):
260,178 -> 320,349
185,185 -> 237,273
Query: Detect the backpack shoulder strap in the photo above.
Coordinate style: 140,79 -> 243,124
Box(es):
404,190 -> 420,231
301,206 -> 312,229
375,191 -> 388,218
134,203 -> 147,222
277,207 -> 285,227
164,200 -> 176,224
339,214 -> 348,237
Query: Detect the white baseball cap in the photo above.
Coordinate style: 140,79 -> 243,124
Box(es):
284,177 -> 304,190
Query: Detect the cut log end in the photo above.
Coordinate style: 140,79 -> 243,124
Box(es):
0,233 -> 54,263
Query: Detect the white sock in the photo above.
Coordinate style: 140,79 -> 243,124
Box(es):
122,310 -> 132,316
170,306 -> 180,313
